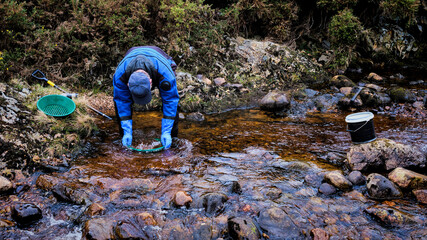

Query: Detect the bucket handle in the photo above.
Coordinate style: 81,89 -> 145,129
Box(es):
347,120 -> 370,133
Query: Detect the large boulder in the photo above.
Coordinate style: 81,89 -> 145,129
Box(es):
347,139 -> 425,172
259,90 -> 290,111
366,173 -> 402,200
388,167 -> 427,190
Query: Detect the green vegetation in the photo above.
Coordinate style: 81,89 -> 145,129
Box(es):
0,0 -> 425,88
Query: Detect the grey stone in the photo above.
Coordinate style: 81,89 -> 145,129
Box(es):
348,171 -> 366,185
319,183 -> 337,195
259,90 -> 290,111
12,203 -> 42,225
388,167 -> 427,190
258,207 -> 301,239
0,176 -> 13,193
228,216 -> 260,240
324,171 -> 353,190
366,173 -> 402,200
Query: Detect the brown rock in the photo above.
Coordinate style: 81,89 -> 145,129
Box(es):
311,228 -> 329,240
339,87 -> 353,96
83,218 -> 115,240
0,176 -> 13,193
324,171 -> 353,190
388,167 -> 427,190
36,175 -> 60,191
347,139 -> 425,172
85,203 -> 105,217
413,189 -> 427,204
213,77 -> 226,86
173,191 -> 192,207
136,212 -> 157,226
367,72 -> 384,82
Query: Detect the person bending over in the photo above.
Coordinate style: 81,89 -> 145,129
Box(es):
113,46 -> 179,149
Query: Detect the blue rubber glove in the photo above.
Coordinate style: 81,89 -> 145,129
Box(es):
121,120 -> 133,147
161,118 -> 174,149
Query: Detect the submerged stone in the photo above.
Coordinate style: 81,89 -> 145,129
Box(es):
257,207 -> 301,239
84,218 -> 115,240
366,173 -> 402,200
319,183 -> 336,195
11,203 -> 42,225
413,189 -> 427,204
202,193 -> 228,215
310,228 -> 329,240
364,205 -> 420,227
228,216 -> 260,240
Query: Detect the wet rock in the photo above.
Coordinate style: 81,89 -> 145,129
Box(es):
0,219 -> 15,228
85,203 -> 105,217
343,190 -> 368,202
314,93 -> 343,112
360,88 -> 380,106
115,219 -> 158,240
413,101 -> 424,109
389,87 -> 417,103
161,220 -> 192,240
410,228 -> 427,239
173,191 -> 192,207
202,192 -> 228,215
214,77 -> 226,86
84,218 -> 115,240
310,228 -> 329,240
266,187 -> 282,200
11,203 -> 42,225
225,181 -> 242,194
347,138 -> 425,172
304,89 -> 319,98
348,171 -> 366,185
365,84 -> 383,92
192,222 -> 213,240
413,189 -> 427,204
339,87 -> 353,96
364,205 -> 419,227
228,216 -> 260,240
259,90 -> 290,111
0,175 -> 13,194
258,207 -> 301,239
36,174 -> 60,191
324,171 -> 353,190
304,173 -> 324,188
377,93 -> 391,105
360,228 -> 384,239
186,112 -> 205,122
319,183 -> 336,195
367,72 -> 384,82
52,183 -> 91,205
366,173 -> 402,200
330,75 -> 356,88
135,212 -> 157,226
388,167 -> 427,190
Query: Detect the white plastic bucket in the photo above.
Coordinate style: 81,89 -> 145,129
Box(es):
345,112 -> 376,144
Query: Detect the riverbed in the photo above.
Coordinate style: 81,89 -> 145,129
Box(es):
0,109 -> 426,239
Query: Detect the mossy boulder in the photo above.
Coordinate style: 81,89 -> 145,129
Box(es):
389,87 -> 417,103
330,75 -> 356,88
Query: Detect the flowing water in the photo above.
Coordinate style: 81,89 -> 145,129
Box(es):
1,110 -> 426,239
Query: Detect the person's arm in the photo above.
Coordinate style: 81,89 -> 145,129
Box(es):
159,77 -> 179,149
113,75 -> 133,146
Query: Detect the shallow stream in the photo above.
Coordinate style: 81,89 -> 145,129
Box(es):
1,109 -> 426,239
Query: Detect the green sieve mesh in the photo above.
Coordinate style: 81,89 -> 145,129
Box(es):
37,95 -> 76,117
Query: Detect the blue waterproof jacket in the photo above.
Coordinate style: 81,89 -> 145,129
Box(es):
113,46 -> 179,122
